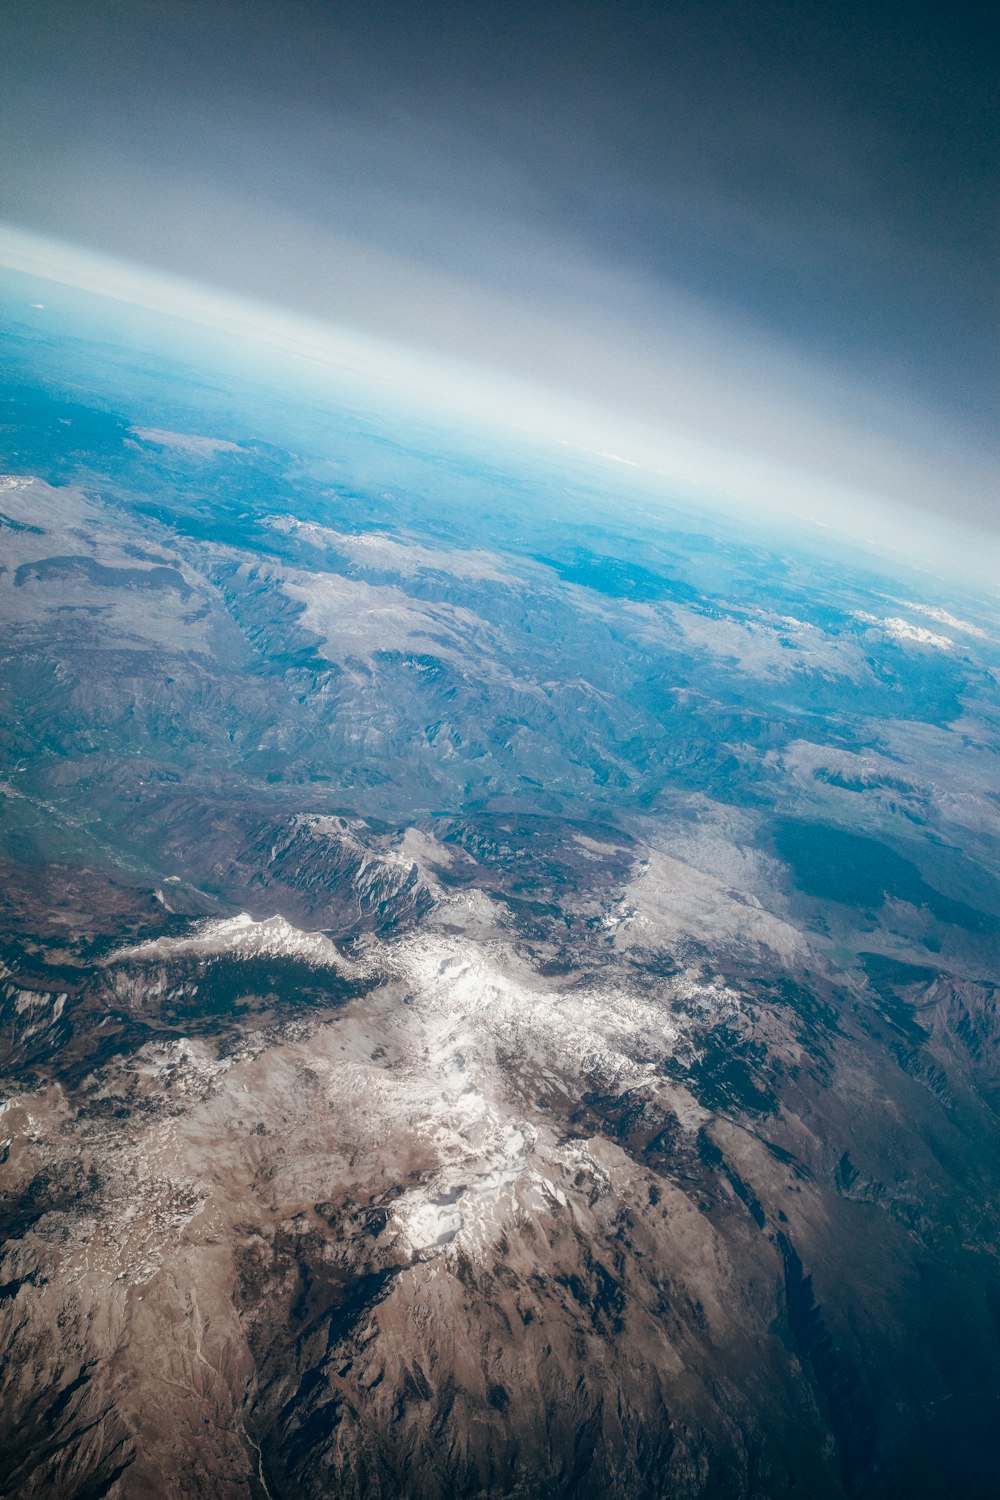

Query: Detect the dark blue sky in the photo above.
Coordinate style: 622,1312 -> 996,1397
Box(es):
1,0 -> 996,527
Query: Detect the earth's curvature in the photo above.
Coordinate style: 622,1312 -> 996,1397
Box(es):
3,286 -> 1000,1500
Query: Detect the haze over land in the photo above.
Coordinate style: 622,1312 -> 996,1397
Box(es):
2,230 -> 996,588
1,0 -> 996,536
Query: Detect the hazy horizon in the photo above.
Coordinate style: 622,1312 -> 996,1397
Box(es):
2,223 -> 996,589
1,0 -> 995,547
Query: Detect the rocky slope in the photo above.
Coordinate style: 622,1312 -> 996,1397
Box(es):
4,828 -> 1000,1499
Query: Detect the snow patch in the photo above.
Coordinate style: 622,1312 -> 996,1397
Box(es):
109,913 -> 349,969
895,601 -> 989,640
131,427 -> 240,457
264,515 -> 518,584
854,612 -> 953,649
611,848 -> 808,965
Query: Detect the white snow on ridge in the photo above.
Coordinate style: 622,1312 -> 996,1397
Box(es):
89,842 -> 797,1274
896,600 -> 989,640
280,568 -> 496,669
348,929 -> 738,1258
649,602 -> 868,682
264,514 -> 518,584
854,611 -> 953,649
17,869 -> 776,1294
109,913 -> 350,969
881,616 -> 954,648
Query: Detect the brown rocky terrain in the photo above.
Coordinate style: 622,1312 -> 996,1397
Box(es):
4,825 -> 1000,1499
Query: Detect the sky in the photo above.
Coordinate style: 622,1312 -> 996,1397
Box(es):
0,0 -> 996,537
